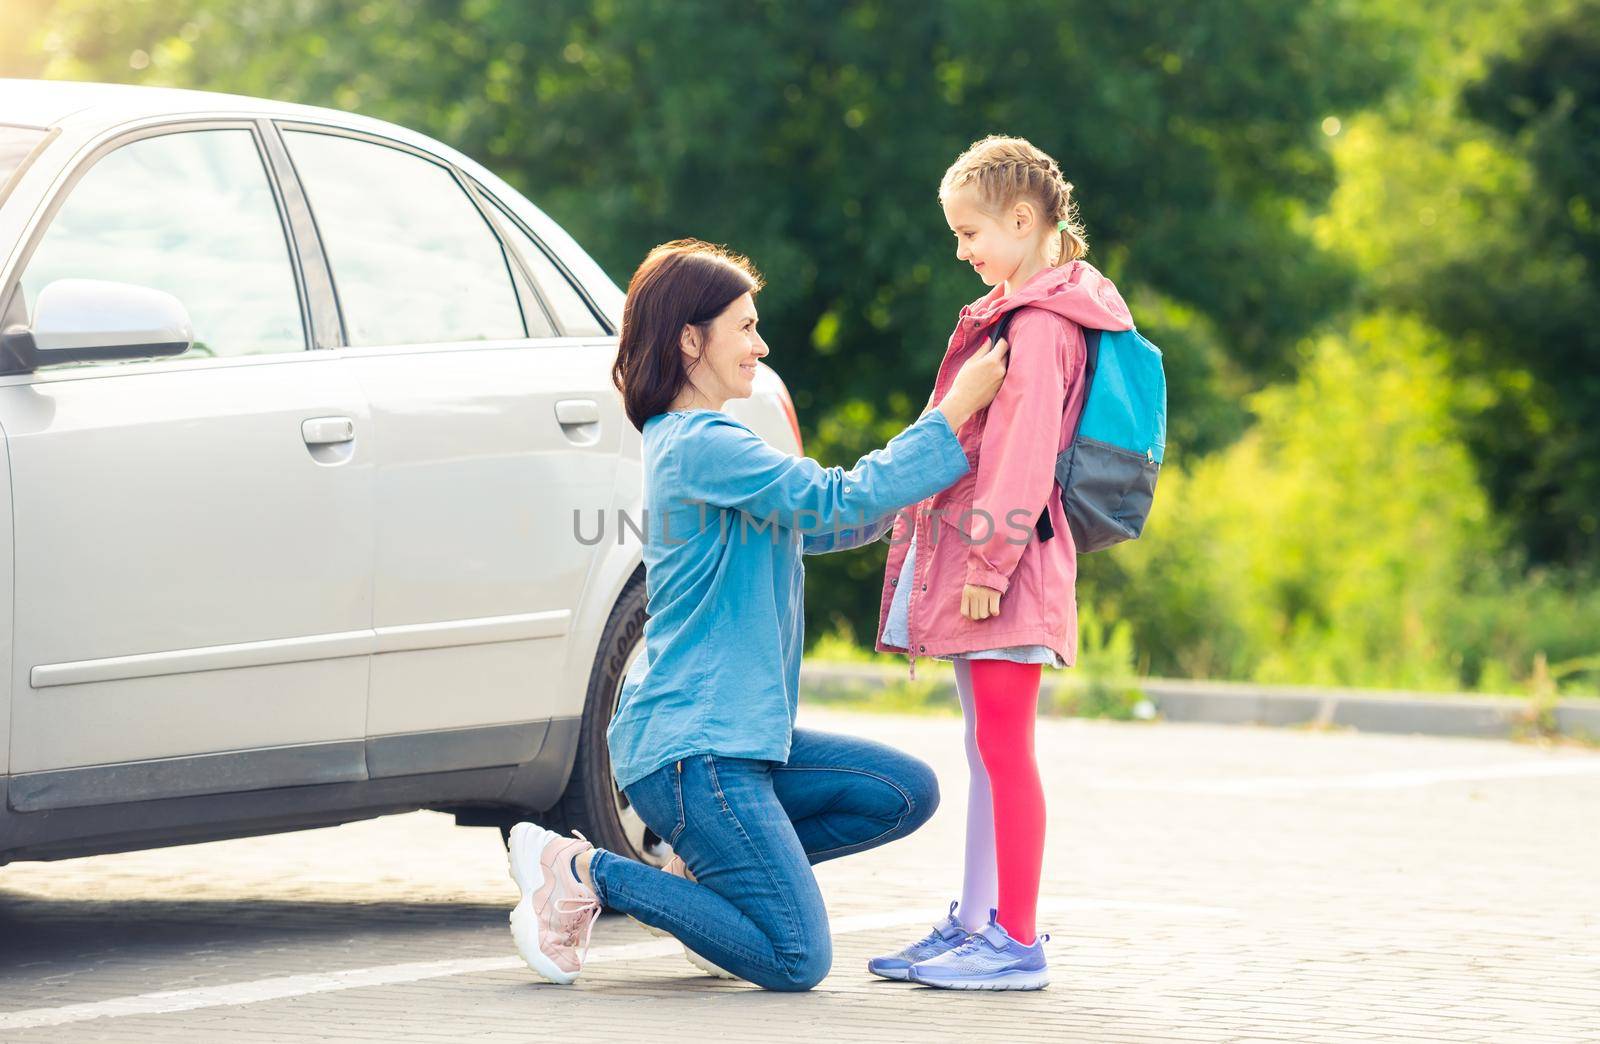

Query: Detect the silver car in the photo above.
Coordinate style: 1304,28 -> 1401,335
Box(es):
0,79 -> 804,867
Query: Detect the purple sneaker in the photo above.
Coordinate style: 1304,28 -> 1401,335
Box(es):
867,901 -> 969,981
906,909 -> 1051,991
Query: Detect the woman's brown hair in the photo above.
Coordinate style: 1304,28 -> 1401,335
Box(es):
612,239 -> 764,432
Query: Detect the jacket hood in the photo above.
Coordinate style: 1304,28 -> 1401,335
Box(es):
961,259 -> 1134,333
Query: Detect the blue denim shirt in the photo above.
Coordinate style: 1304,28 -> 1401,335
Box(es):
607,406 -> 971,790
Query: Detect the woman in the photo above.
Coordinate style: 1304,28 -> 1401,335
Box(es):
505,239 -> 1010,991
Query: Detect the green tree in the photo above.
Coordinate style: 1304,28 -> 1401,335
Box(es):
13,0 -> 1419,648
1449,2 -> 1600,565
1314,0 -> 1600,567
1094,314 -> 1500,690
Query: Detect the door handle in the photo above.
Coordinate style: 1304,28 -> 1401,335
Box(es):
302,416 -> 356,446
555,399 -> 600,426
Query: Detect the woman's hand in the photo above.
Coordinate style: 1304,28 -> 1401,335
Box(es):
937,336 -> 1010,430
960,583 -> 1003,621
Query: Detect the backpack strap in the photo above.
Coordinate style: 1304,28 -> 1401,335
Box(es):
989,308 -> 1016,347
981,310 -> 1110,548
1079,329 -> 1103,428
1039,328 -> 1106,543
985,306 -> 1062,544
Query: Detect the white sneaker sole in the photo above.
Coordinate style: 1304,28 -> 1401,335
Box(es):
908,967 -> 1050,991
682,944 -> 738,980
506,821 -> 579,986
866,961 -> 913,981
636,918 -> 738,979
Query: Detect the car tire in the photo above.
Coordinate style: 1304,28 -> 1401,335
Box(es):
498,571 -> 667,873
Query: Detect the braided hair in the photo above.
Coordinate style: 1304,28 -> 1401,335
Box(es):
939,135 -> 1088,266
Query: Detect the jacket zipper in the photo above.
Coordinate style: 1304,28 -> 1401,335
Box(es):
903,506 -> 920,682
907,552 -> 919,680
904,316 -> 983,684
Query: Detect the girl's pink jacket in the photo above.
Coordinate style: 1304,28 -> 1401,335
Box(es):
874,261 -> 1134,676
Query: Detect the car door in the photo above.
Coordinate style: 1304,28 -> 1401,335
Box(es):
0,123 -> 375,812
277,125 -> 621,772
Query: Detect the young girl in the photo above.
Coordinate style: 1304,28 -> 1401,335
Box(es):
870,136 -> 1136,991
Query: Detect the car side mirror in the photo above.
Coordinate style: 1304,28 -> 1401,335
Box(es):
1,278 -> 193,373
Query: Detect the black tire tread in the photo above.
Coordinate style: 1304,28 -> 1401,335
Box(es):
543,569 -> 648,852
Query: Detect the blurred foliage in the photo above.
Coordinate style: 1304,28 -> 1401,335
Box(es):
1044,603 -> 1148,720
1314,0 -> 1600,568
1083,311 -> 1600,697
1088,314 -> 1495,689
4,0 -> 1596,696
802,626 -> 1149,721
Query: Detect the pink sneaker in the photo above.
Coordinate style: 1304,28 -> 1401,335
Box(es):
630,854 -> 738,980
506,822 -> 602,985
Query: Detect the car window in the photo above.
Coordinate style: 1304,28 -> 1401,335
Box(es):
489,199 -> 607,337
0,125 -> 48,200
282,130 -> 525,347
19,128 -> 304,361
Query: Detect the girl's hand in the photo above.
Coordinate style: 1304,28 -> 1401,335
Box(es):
961,583 -> 1003,621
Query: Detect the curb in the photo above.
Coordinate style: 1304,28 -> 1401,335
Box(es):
799,661 -> 1600,742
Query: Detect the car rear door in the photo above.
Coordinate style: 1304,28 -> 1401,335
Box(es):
276,125 -> 621,773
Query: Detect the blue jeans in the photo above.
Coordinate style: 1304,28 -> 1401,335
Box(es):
588,728 -> 940,991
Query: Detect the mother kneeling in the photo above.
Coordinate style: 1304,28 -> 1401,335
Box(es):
506,239 -> 1009,991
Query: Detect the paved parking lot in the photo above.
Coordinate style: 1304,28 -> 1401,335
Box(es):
2,706 -> 1598,1042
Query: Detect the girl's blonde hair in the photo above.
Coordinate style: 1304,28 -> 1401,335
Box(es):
939,135 -> 1088,266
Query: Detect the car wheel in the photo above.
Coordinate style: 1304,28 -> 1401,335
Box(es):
500,572 -> 669,870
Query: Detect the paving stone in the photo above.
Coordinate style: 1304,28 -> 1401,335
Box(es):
1,708 -> 1596,1041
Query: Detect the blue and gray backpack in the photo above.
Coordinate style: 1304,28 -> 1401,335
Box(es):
992,308 -> 1167,552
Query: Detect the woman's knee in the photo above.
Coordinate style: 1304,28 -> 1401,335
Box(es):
840,744 -> 941,835
764,935 -> 833,992
897,754 -> 941,831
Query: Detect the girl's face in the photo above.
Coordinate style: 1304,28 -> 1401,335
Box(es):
942,187 -> 1046,289
681,292 -> 768,406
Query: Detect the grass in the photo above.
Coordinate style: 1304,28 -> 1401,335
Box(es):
801,632 -> 1600,738
803,631 -> 1154,722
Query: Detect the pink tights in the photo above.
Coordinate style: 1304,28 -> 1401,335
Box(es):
953,657 -> 1046,945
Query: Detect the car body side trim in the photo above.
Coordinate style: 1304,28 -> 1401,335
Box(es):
9,738 -> 368,811
8,717 -> 559,812
30,610 -> 572,689
0,716 -> 581,860
372,612 -> 570,654
366,719 -> 550,779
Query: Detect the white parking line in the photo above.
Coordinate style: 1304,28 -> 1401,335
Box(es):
1091,758 -> 1600,795
0,897 -> 1237,1031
